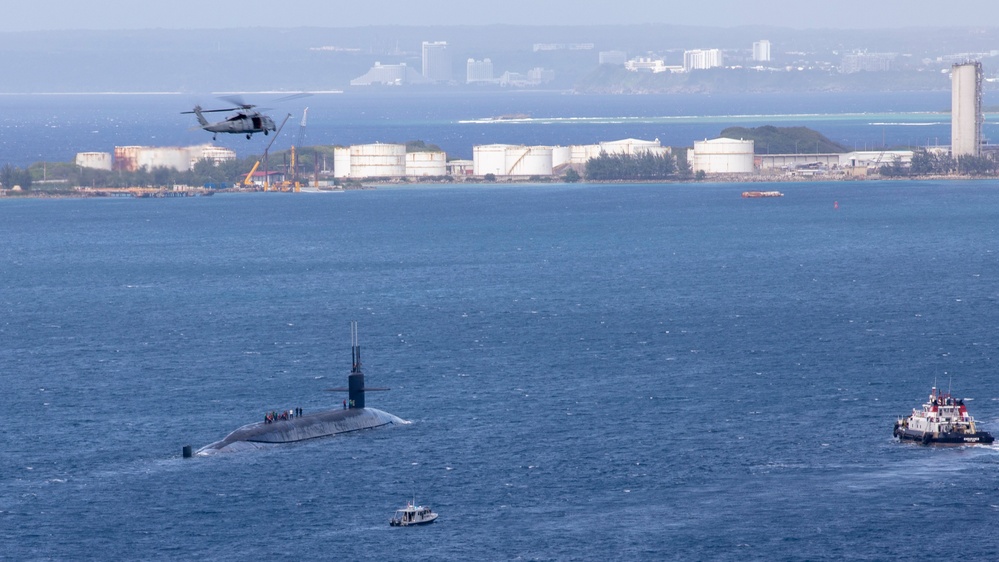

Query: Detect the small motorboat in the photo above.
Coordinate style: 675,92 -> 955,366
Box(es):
389,501 -> 438,527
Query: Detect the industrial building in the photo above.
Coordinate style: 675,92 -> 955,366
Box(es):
422,41 -> 452,82
756,151 -> 914,172
688,138 -> 755,174
332,143 -> 448,179
951,61 -> 983,157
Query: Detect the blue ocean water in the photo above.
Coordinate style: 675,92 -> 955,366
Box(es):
2,90 -> 997,168
3,182 -> 999,560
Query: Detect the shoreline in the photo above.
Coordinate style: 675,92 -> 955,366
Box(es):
2,173 -> 995,199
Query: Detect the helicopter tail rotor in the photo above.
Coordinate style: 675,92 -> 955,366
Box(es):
188,105 -> 209,126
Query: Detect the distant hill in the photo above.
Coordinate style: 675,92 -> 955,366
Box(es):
0,25 -> 997,93
719,125 -> 848,154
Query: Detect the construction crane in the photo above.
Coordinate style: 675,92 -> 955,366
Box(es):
241,160 -> 260,188
262,113 -> 292,191
291,107 -> 309,190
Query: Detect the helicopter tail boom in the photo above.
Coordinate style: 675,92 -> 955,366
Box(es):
191,105 -> 209,127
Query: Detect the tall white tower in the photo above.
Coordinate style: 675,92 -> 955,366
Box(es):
951,61 -> 983,157
753,40 -> 771,62
422,41 -> 452,82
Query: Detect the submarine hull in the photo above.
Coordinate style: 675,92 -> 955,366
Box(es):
196,407 -> 405,455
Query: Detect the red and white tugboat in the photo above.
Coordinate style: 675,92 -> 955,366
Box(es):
894,386 -> 994,445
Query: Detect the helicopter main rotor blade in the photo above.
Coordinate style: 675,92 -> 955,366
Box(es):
270,92 -> 312,103
219,95 -> 254,109
181,107 -> 241,114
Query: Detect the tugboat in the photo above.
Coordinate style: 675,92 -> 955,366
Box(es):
742,190 -> 784,198
389,501 -> 438,527
894,386 -> 994,445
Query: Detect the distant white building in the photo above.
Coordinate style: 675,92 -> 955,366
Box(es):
350,62 -> 426,86
684,49 -> 724,71
527,67 -> 555,84
422,41 -> 452,82
599,50 -> 628,65
840,52 -> 896,73
467,58 -> 494,83
625,57 -> 682,74
753,40 -> 771,62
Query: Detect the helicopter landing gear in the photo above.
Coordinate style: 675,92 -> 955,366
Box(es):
212,134 -> 217,141
264,130 -> 269,136
246,133 -> 252,139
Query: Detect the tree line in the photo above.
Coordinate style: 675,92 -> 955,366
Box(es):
583,151 -> 688,181
0,164 -> 33,190
880,149 -> 999,177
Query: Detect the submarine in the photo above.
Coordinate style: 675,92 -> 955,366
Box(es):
194,322 -> 406,456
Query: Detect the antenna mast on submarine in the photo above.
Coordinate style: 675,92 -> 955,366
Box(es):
351,320 -> 361,374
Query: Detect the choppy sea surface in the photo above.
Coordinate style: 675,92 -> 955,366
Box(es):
2,90 -> 997,168
4,181 -> 999,560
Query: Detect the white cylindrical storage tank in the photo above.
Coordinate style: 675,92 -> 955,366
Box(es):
405,151 -> 447,176
474,144 -> 513,175
570,144 -> 602,164
507,146 -> 553,176
137,147 -> 192,172
691,138 -> 755,174
197,145 -> 237,165
333,147 -> 351,178
75,152 -> 113,171
447,159 -> 474,176
114,146 -> 143,172
600,138 -> 661,155
551,146 -> 571,168
349,143 -> 406,178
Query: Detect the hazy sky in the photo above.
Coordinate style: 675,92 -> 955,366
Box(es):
3,0 -> 997,32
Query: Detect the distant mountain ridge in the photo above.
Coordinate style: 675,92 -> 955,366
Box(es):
0,25 -> 995,93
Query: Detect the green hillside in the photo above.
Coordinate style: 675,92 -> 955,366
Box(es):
719,125 -> 848,154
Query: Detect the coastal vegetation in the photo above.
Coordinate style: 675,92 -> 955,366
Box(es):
719,125 -> 848,154
881,150 -> 999,177
0,164 -> 32,191
584,151 -> 684,181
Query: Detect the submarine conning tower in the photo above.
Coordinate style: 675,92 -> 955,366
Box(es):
329,321 -> 388,409
348,321 -> 366,408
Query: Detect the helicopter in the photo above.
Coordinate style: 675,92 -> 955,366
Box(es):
183,94 -> 308,140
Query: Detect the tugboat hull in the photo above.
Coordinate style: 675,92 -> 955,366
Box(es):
894,425 -> 994,445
